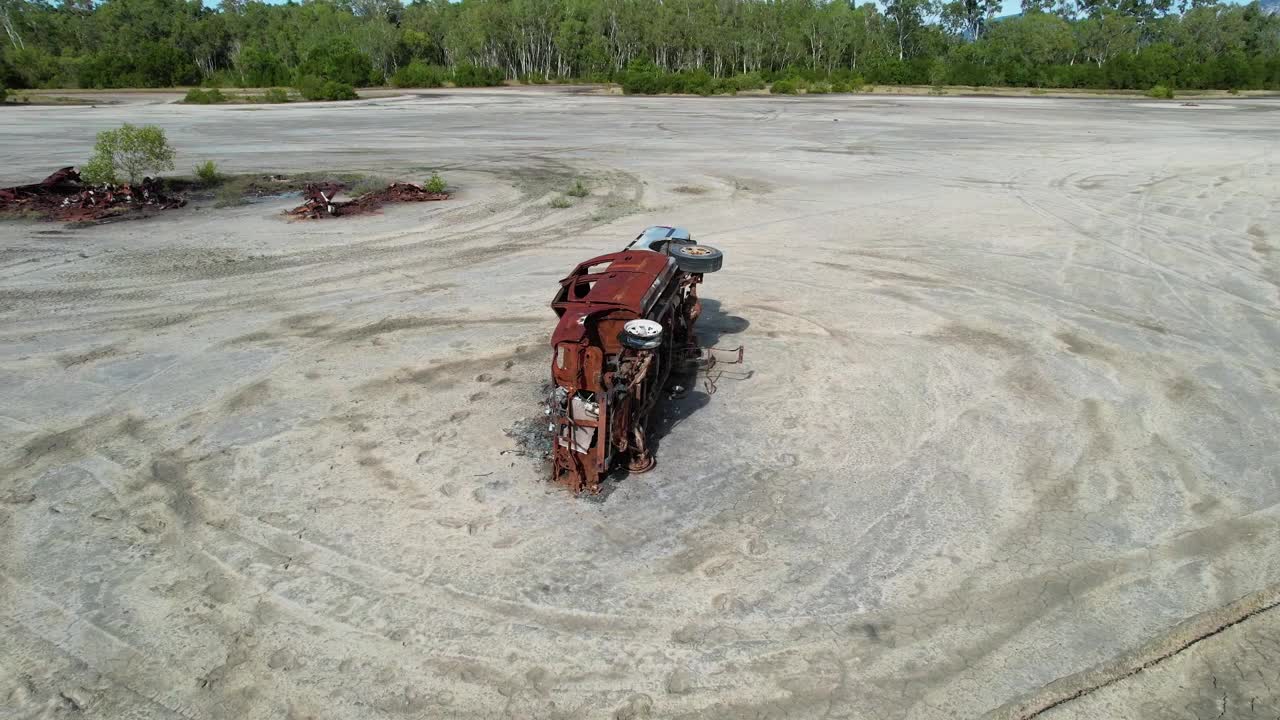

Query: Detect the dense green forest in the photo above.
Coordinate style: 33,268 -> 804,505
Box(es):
1,0 -> 1278,93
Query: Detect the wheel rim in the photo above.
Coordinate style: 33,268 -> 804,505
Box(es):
624,319 -> 662,339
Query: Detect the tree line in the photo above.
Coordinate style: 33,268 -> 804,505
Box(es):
1,0 -> 1278,94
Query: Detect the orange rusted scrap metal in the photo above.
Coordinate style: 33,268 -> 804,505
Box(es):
545,225 -> 743,495
285,181 -> 449,219
0,167 -> 186,221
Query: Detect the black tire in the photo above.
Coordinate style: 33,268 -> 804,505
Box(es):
670,243 -> 723,273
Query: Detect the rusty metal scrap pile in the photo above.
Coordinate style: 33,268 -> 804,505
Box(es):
0,167 -> 186,222
286,181 -> 449,219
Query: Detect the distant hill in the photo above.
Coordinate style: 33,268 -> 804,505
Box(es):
1263,0 -> 1279,14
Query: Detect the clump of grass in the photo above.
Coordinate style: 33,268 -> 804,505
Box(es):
194,160 -> 220,185
348,175 -> 387,197
260,88 -> 289,104
215,180 -> 248,207
1031,88 -> 1048,95
549,195 -> 573,209
1148,84 -> 1175,99
567,179 -> 589,197
672,185 -> 708,195
425,172 -> 446,194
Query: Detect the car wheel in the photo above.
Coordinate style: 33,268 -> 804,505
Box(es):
670,243 -> 723,273
621,319 -> 664,349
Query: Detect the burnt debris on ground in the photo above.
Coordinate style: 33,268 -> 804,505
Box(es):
0,167 -> 186,222
286,181 -> 449,219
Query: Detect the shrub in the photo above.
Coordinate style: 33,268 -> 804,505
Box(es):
348,176 -> 386,196
393,61 -> 448,88
201,70 -> 239,88
260,88 -> 289,103
0,86 -> 7,103
194,160 -> 220,185
425,172 -> 446,194
1148,84 -> 1175,99
831,81 -> 851,93
82,124 -> 176,185
729,72 -> 765,91
567,179 -> 589,197
549,195 -> 572,209
237,46 -> 292,87
184,88 -> 227,104
295,76 -> 358,101
215,182 -> 245,208
453,63 -> 504,87
295,75 -> 324,100
621,60 -> 664,94
298,39 -> 375,87
710,78 -> 738,95
668,69 -> 715,95
320,81 -> 357,101
770,79 -> 800,95
808,81 -> 832,94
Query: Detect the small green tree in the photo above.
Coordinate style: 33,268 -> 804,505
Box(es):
82,124 -> 176,185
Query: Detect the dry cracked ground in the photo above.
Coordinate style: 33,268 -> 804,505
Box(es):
1,88 -> 1278,719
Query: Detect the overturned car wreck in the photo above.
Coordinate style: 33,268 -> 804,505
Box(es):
547,226 -> 739,494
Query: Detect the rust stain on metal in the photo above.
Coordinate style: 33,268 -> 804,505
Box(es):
545,226 -> 743,494
0,167 -> 186,221
286,181 -> 449,219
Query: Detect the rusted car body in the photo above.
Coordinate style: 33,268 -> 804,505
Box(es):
547,226 -> 726,493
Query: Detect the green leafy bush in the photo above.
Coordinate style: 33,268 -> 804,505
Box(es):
194,160 -> 220,184
453,63 -> 504,87
82,124 -> 176,185
183,87 -> 227,104
668,69 -> 715,95
295,76 -> 358,101
808,81 -> 831,94
0,86 -> 7,103
729,73 -> 765,91
260,88 -> 289,103
425,172 -> 447,194
621,60 -> 663,94
322,81 -> 357,100
831,81 -> 851,93
393,61 -> 448,88
770,79 -> 800,95
1148,84 -> 1175,99
298,39 -> 375,87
